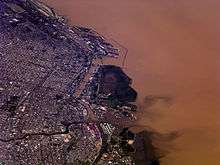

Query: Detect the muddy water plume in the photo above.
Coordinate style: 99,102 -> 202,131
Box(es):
42,0 -> 220,164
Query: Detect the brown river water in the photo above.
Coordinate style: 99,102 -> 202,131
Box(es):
42,0 -> 220,164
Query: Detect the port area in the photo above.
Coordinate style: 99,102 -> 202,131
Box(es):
0,1 -> 159,164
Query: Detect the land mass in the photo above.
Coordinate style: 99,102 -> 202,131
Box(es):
0,0 -> 159,164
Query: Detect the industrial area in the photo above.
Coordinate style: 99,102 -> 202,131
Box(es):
0,0 -> 159,164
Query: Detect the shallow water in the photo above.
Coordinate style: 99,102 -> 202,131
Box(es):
42,0 -> 220,164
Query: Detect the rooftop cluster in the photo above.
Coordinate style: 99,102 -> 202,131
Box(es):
0,1 -> 159,164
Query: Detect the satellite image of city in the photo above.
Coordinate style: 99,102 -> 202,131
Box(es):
0,0 -> 160,164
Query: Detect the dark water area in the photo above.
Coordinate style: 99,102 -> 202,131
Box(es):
42,0 -> 220,164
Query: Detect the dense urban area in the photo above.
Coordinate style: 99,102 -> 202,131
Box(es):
0,0 -> 160,164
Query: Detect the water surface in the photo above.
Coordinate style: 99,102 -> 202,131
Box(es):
42,0 -> 220,164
